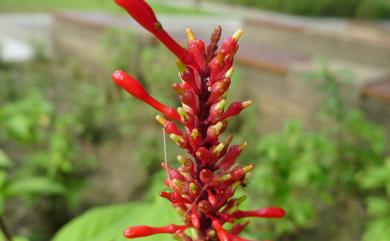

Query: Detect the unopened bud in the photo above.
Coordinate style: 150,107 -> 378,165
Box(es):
170,134 -> 184,145
212,143 -> 225,155
239,142 -> 248,150
214,122 -> 224,135
177,107 -> 188,119
172,179 -> 185,191
233,28 -> 244,41
225,67 -> 234,78
242,100 -> 253,108
186,28 -> 196,41
189,182 -> 198,195
155,115 -> 167,126
200,169 -> 214,183
191,129 -> 199,139
216,99 -> 227,110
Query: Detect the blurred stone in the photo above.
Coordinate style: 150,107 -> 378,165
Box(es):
0,36 -> 33,62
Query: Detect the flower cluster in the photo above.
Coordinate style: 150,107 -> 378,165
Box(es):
112,0 -> 285,240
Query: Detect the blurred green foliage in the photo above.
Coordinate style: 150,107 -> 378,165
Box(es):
0,0 -> 206,15
215,0 -> 390,19
246,63 -> 388,241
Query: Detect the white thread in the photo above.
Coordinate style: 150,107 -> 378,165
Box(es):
184,183 -> 209,216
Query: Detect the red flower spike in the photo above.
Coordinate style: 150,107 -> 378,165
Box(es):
113,2 -> 285,239
115,0 -> 195,67
112,70 -> 180,121
232,207 -> 286,219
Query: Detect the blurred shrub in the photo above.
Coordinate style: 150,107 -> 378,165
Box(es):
357,0 -> 390,19
215,0 -> 390,19
246,63 -> 388,241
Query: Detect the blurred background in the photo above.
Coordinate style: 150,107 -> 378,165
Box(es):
0,0 -> 389,241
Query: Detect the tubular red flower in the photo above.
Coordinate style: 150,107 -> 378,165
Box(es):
124,224 -> 188,238
232,207 -> 286,219
218,101 -> 253,122
112,70 -> 180,121
115,0 -> 195,67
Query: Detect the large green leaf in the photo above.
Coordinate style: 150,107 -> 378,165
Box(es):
52,197 -> 180,241
4,177 -> 66,197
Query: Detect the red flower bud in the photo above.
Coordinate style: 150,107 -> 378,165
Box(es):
208,99 -> 227,122
196,147 -> 215,165
200,169 -> 214,183
218,101 -> 253,122
156,115 -> 182,136
112,70 -> 180,121
208,77 -> 231,104
209,53 -> 225,85
216,143 -> 247,170
186,28 -> 206,69
180,89 -> 199,114
160,192 -> 191,203
220,29 -> 242,57
172,82 -> 192,95
205,121 -> 227,143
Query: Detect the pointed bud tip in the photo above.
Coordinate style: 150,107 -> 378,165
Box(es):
242,100 -> 253,108
177,107 -> 188,119
226,67 -> 235,78
243,164 -> 254,173
186,28 -> 196,41
155,115 -> 167,126
191,129 -> 199,139
112,70 -> 125,83
239,142 -> 248,150
216,99 -> 227,110
213,143 -> 225,154
233,28 -> 244,41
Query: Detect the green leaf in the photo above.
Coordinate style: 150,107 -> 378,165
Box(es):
367,197 -> 389,217
52,197 -> 180,241
0,150 -> 11,168
5,115 -> 31,141
4,177 -> 66,197
0,236 -> 29,241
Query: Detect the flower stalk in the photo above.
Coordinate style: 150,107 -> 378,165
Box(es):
112,1 -> 285,240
